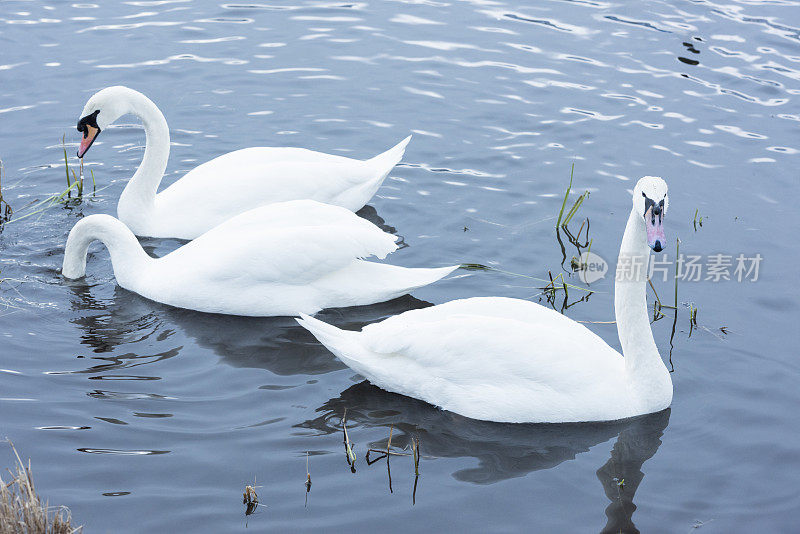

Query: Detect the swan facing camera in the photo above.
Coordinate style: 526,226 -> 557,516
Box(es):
576,251 -> 608,284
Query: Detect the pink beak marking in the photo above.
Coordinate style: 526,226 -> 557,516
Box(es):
78,137 -> 91,158
645,206 -> 666,252
77,125 -> 99,158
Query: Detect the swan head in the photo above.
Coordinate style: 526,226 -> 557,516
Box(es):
76,86 -> 138,158
632,176 -> 669,252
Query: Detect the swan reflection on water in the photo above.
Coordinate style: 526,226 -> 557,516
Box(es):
300,382 -> 670,534
66,281 -> 432,376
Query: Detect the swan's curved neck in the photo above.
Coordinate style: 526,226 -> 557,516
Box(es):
117,92 -> 169,224
614,208 -> 666,380
62,215 -> 151,286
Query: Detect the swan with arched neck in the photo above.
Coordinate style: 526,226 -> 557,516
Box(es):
296,177 -> 673,423
76,86 -> 411,239
62,200 -> 457,317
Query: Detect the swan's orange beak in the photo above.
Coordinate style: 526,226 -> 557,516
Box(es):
77,110 -> 101,158
77,124 -> 99,158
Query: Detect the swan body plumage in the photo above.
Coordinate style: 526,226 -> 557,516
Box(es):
62,200 -> 457,317
77,86 -> 411,239
297,177 -> 674,423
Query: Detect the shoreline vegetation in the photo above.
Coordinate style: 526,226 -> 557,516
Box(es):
0,441 -> 82,534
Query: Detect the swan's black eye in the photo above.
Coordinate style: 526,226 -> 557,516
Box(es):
642,195 -> 655,217
77,109 -> 100,133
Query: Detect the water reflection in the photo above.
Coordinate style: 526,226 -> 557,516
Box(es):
66,283 -> 431,376
300,382 -> 670,532
356,204 -> 406,249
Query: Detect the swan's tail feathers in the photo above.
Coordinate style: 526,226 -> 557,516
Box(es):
397,264 -> 459,292
337,135 -> 412,211
296,313 -> 363,363
314,262 -> 458,308
368,135 -> 412,169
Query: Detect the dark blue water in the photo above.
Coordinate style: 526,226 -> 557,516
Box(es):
1,0 -> 799,532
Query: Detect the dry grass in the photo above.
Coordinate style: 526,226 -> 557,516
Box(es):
0,441 -> 81,534
242,482 -> 259,516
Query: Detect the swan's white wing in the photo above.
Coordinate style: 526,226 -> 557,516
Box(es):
322,297 -> 628,422
164,200 -> 397,285
176,148 -> 375,196
199,198 -> 381,234
154,141 -> 409,237
361,298 -> 621,377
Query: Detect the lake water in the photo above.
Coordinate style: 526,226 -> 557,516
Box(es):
1,0 -> 799,532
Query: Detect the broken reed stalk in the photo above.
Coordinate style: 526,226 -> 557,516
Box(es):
543,271 -> 577,298
242,485 -> 258,505
305,452 -> 311,492
412,437 -> 420,476
649,278 -> 664,322
0,159 -> 12,221
2,182 -> 79,226
62,134 -> 83,197
0,440 -> 81,533
561,190 -> 590,228
459,264 -> 592,294
674,238 -> 680,310
555,163 -> 575,228
242,485 -> 258,516
342,409 -> 356,472
667,237 -> 681,372
500,267 -> 592,293
554,163 -> 589,230
693,209 -> 704,230
648,278 -> 677,323
62,135 -> 70,196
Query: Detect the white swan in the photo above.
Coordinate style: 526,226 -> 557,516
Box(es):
62,200 -> 457,316
297,176 -> 673,423
76,86 -> 411,239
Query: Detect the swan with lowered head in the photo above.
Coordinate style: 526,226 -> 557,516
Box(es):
62,200 -> 458,316
297,177 -> 672,423
76,86 -> 412,239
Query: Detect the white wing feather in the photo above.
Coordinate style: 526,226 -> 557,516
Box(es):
164,200 -> 398,285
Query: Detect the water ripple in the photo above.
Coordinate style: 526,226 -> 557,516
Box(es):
602,14 -> 672,33
391,14 -> 445,25
96,54 -> 248,68
77,448 -> 170,455
76,20 -> 182,32
481,10 -> 596,35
